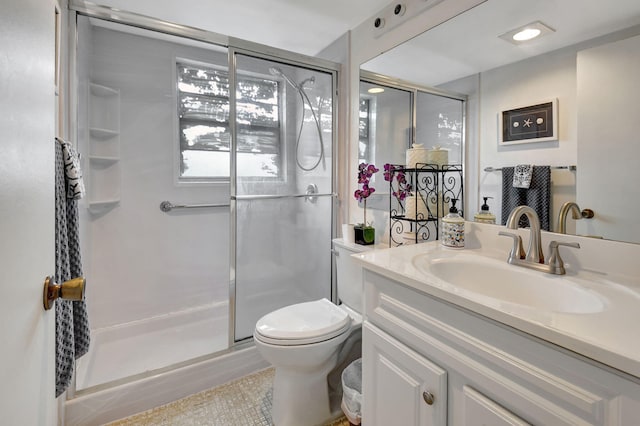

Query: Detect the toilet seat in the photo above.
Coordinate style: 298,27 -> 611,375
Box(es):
255,298 -> 352,346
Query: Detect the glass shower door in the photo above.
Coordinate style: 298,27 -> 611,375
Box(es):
231,52 -> 335,341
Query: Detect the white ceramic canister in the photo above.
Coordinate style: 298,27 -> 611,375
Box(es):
405,143 -> 429,169
426,145 -> 449,169
441,199 -> 464,248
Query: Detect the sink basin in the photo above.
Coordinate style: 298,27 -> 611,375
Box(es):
412,253 -> 605,313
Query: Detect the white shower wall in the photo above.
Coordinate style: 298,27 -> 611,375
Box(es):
81,25 -> 231,330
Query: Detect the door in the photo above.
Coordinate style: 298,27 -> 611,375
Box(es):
362,323 -> 447,426
230,52 -> 337,341
1,0 -> 57,425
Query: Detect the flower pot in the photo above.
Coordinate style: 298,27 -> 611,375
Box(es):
354,225 -> 375,245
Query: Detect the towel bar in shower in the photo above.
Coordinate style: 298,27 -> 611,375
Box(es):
159,200 -> 230,212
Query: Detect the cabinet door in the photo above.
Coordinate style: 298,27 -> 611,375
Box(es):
462,386 -> 531,426
362,323 -> 447,426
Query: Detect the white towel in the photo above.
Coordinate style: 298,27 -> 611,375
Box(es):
56,137 -> 85,200
513,164 -> 533,189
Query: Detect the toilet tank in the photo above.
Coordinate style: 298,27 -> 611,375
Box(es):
333,238 -> 377,314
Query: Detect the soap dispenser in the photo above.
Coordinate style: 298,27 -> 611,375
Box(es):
441,198 -> 464,248
474,196 -> 496,224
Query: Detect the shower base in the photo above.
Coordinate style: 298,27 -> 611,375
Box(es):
76,301 -> 229,390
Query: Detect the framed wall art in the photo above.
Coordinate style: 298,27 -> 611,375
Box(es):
498,99 -> 558,145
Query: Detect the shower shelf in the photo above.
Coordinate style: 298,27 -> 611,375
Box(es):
89,127 -> 119,139
89,155 -> 119,165
88,199 -> 120,214
87,81 -> 120,214
90,82 -> 118,97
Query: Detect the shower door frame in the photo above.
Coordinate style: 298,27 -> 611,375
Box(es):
227,47 -> 339,345
67,0 -> 339,397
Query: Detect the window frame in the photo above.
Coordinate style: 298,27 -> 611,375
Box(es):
173,57 -> 284,186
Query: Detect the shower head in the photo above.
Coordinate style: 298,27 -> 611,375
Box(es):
299,76 -> 315,88
269,66 -> 315,90
269,66 -> 299,90
268,67 -> 283,77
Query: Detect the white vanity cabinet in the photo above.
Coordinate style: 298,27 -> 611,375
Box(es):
363,322 -> 447,425
361,269 -> 640,425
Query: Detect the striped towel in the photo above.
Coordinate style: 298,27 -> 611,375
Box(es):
56,137 -> 85,200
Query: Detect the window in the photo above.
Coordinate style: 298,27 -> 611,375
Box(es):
177,61 -> 281,180
358,98 -> 370,162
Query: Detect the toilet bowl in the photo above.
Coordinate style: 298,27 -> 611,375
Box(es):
253,238 -> 373,426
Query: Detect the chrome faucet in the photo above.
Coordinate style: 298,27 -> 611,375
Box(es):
557,202 -> 594,234
504,206 -> 544,263
499,206 -> 580,275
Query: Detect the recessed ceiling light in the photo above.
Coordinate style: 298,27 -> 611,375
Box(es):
513,28 -> 541,41
499,21 -> 555,45
368,87 -> 385,94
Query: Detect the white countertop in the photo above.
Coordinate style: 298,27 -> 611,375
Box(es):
354,237 -> 640,380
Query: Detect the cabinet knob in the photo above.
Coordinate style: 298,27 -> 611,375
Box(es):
422,390 -> 435,405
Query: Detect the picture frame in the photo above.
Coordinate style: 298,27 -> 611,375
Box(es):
498,99 -> 558,145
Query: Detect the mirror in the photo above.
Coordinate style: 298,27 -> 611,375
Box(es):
358,73 -> 466,216
361,0 -> 640,244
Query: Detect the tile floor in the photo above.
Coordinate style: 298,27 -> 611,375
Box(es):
107,368 -> 351,426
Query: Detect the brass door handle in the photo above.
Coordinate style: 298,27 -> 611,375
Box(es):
43,276 -> 86,310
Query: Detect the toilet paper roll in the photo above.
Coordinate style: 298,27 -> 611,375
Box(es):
405,195 -> 429,220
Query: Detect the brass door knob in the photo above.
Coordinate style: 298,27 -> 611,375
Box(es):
43,276 -> 86,310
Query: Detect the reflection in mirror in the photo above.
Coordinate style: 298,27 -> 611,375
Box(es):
361,0 -> 640,244
359,73 -> 466,216
358,79 -> 412,166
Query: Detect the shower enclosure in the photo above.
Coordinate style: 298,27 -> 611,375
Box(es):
231,53 -> 335,341
70,5 -> 336,416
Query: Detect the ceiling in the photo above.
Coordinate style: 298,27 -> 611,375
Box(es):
82,0 -> 640,85
85,0 -> 392,56
362,0 -> 640,87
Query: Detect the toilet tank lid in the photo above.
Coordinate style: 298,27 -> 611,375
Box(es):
255,298 -> 351,341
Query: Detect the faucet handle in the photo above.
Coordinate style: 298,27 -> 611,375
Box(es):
548,241 -> 580,275
499,231 -> 525,262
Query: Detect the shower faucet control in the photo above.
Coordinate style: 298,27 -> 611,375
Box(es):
305,184 -> 318,204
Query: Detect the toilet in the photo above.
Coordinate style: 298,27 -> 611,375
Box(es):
254,238 -> 372,426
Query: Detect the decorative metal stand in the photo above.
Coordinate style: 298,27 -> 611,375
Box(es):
388,163 -> 463,247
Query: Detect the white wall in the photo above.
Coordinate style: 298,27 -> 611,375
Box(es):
576,34 -> 640,242
475,46 -> 579,231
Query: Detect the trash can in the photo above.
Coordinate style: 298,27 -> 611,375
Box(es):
341,358 -> 362,425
